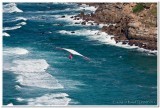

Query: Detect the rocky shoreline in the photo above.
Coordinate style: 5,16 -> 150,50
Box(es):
73,3 -> 157,51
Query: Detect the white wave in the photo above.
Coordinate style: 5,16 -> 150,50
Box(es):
5,59 -> 63,89
3,3 -> 23,13
3,47 -> 29,55
52,2 -> 72,5
58,29 -> 157,54
16,22 -> 27,26
78,5 -> 97,12
137,85 -> 157,89
17,93 -> 71,106
54,15 -> 96,27
11,59 -> 49,72
3,32 -> 10,37
60,79 -> 86,90
98,23 -> 116,28
58,29 -> 98,36
17,97 -> 25,102
4,17 -> 27,23
16,17 -> 27,21
26,8 -> 72,14
55,14 -> 83,22
3,25 -> 22,31
7,103 -> 13,106
15,85 -> 21,90
137,48 -> 157,55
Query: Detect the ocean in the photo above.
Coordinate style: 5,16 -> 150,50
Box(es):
3,3 -> 157,105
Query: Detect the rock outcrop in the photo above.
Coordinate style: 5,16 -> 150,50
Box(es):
75,3 -> 157,50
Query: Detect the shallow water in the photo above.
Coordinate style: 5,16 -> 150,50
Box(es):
3,3 -> 157,105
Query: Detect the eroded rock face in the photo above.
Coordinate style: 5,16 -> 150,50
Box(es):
76,3 -> 157,50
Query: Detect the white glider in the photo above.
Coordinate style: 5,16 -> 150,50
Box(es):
56,47 -> 90,60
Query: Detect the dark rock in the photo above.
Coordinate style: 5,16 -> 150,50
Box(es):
61,15 -> 65,18
81,21 -> 86,25
76,3 -> 157,50
75,22 -> 80,24
71,31 -> 75,33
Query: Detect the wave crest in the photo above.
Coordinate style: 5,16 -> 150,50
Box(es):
17,93 -> 71,106
3,47 -> 29,55
3,3 -> 23,13
3,32 -> 10,37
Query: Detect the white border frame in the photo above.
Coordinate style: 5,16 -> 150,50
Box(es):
0,1 -> 159,108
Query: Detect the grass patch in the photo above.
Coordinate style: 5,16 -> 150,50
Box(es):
132,3 -> 144,13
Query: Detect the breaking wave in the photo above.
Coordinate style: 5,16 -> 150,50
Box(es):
3,47 -> 29,55
3,32 -> 10,37
5,59 -> 63,89
16,22 -> 27,26
17,93 -> 71,106
3,26 -> 22,31
58,29 -> 157,55
3,3 -> 23,13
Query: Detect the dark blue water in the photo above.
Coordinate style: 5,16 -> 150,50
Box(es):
3,3 -> 157,105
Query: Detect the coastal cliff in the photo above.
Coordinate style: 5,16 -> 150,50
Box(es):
75,3 -> 157,51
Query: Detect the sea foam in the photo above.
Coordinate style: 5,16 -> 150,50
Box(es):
16,22 -> 27,26
3,26 -> 22,31
58,29 -> 157,54
3,3 -> 23,13
4,17 -> 27,23
3,32 -> 10,37
16,17 -> 27,21
78,4 -> 98,12
7,103 -> 13,106
6,59 -> 64,89
3,47 -> 29,55
17,93 -> 71,106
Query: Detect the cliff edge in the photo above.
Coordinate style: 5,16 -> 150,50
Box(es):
76,3 -> 157,50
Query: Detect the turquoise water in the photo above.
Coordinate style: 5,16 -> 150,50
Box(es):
3,3 -> 157,105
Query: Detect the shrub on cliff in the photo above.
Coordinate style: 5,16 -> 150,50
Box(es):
132,3 -> 144,13
150,5 -> 157,17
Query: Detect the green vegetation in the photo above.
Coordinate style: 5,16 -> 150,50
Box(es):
150,6 -> 157,17
132,3 -> 144,13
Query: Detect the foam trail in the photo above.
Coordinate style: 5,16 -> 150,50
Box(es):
3,32 -> 10,37
5,17 -> 27,23
15,85 -> 21,90
3,47 -> 29,55
58,29 -> 98,36
3,3 -> 23,13
16,22 -> 27,26
3,26 -> 22,31
78,4 -> 97,12
16,17 -> 27,21
5,59 -> 63,89
7,103 -> 13,106
17,93 -> 71,106
17,97 -> 25,102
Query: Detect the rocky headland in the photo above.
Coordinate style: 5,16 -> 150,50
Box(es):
74,3 -> 157,51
